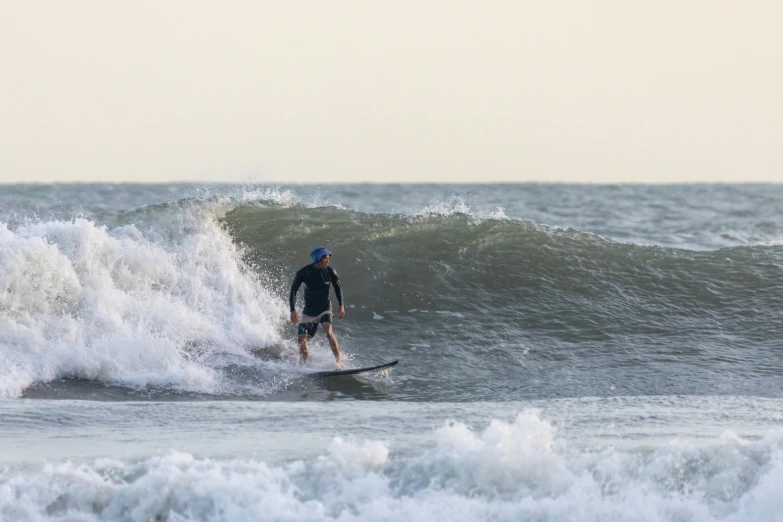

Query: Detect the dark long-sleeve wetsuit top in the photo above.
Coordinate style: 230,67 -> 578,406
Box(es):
289,264 -> 343,316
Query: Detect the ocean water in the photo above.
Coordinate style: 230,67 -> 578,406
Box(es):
1,183 -> 782,521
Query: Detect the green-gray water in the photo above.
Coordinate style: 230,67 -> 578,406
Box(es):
1,183 -> 782,521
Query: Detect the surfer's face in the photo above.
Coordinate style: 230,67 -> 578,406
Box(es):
316,255 -> 330,269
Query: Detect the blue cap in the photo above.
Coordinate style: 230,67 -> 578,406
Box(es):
310,246 -> 333,264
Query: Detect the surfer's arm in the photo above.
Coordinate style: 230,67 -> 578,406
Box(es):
289,274 -> 302,311
329,267 -> 345,318
289,272 -> 303,323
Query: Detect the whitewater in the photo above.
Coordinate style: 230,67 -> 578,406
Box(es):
1,183 -> 782,521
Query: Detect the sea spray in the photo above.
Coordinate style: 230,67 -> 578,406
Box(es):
0,201 -> 286,398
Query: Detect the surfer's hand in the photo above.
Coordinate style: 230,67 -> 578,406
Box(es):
290,311 -> 299,324
338,305 -> 345,320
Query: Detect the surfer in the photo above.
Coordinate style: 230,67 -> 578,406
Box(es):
289,246 -> 346,369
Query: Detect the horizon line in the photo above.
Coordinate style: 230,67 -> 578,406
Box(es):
2,179 -> 782,186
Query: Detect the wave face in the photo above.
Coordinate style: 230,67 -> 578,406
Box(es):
1,183 -> 782,400
225,203 -> 783,400
2,411 -> 782,522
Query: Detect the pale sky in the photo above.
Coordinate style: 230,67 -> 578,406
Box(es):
1,1 -> 782,184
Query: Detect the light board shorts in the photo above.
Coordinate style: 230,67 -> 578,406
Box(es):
297,310 -> 333,338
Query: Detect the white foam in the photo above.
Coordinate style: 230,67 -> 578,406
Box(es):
0,202 -> 286,397
418,196 -> 510,223
2,412 -> 783,521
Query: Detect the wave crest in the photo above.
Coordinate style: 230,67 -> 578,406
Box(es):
0,203 -> 285,398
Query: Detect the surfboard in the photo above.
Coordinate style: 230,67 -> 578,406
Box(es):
309,360 -> 399,377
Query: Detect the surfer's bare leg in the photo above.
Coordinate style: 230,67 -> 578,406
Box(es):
298,336 -> 309,364
322,323 -> 343,370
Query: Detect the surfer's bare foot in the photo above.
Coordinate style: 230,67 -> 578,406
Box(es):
335,359 -> 344,370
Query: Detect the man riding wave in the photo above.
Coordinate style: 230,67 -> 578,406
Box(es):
289,246 -> 346,369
